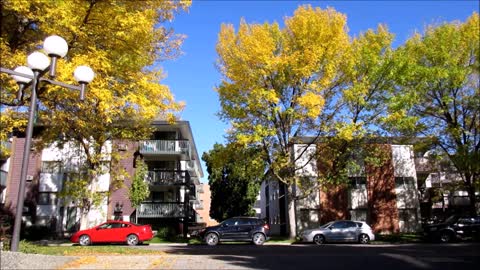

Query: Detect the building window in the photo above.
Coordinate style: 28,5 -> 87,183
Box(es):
395,177 -> 415,189
349,177 -> 367,189
349,209 -> 367,221
38,192 -> 58,205
41,161 -> 62,173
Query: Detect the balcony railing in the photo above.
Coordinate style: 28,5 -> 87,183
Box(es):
137,202 -> 186,218
139,140 -> 190,158
146,170 -> 190,186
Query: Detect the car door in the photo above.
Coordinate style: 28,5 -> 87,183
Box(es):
236,218 -> 254,240
324,221 -> 346,242
343,221 -> 358,242
92,222 -> 114,242
219,218 -> 239,240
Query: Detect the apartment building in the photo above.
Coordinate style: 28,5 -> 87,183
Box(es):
0,120 -> 203,237
259,137 -> 422,236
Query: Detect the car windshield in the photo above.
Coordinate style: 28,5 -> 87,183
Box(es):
320,222 -> 334,228
444,215 -> 459,223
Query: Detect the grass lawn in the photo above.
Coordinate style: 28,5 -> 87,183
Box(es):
17,240 -> 165,256
373,233 -> 424,244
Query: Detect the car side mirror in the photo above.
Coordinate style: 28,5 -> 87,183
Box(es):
328,226 -> 332,230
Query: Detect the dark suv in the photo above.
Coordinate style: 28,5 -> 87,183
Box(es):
423,215 -> 480,243
199,217 -> 270,246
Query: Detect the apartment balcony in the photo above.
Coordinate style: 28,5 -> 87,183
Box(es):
0,141 -> 12,160
139,140 -> 191,160
136,202 -> 186,218
146,170 -> 191,186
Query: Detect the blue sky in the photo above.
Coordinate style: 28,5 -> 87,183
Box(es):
160,0 -> 479,182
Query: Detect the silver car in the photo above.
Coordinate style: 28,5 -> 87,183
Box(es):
300,220 -> 375,245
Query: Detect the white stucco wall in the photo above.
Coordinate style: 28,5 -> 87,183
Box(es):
293,144 -> 318,177
392,145 -> 420,232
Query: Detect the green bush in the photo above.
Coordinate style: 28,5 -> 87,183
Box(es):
155,226 -> 177,241
21,225 -> 52,241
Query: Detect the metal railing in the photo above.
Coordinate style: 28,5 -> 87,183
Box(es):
136,202 -> 186,218
139,140 -> 190,157
145,170 -> 190,186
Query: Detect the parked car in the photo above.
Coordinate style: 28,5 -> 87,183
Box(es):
423,215 -> 480,243
198,217 -> 270,246
299,220 -> 375,245
70,220 -> 154,246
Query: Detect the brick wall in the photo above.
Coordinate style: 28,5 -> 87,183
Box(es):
366,144 -> 400,234
107,141 -> 137,219
319,184 -> 349,224
5,137 -> 41,216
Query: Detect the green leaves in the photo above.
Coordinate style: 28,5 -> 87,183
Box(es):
129,159 -> 150,209
202,143 -> 266,221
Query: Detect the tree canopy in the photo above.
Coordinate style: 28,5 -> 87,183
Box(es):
202,143 -> 266,221
215,5 -> 398,237
385,13 -> 480,214
1,0 -> 190,228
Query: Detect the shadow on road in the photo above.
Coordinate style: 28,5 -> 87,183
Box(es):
155,243 -> 480,270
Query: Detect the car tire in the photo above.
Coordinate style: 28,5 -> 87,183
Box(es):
205,233 -> 219,246
439,231 -> 453,243
252,233 -> 266,246
127,234 -> 139,246
79,235 -> 91,246
358,234 -> 370,244
313,234 -> 325,245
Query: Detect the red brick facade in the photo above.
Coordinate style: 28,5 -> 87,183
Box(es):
317,144 -> 400,234
5,137 -> 42,215
366,145 -> 400,234
107,141 -> 138,219
319,184 -> 349,224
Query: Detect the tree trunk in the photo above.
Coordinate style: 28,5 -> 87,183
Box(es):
79,209 -> 89,230
287,185 -> 297,239
466,176 -> 477,215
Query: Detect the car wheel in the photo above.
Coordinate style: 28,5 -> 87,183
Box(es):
79,235 -> 91,246
313,234 -> 325,245
205,233 -> 219,246
127,234 -> 139,246
252,233 -> 266,246
439,231 -> 453,243
358,234 -> 370,244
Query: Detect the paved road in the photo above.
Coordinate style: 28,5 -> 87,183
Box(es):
3,243 -> 480,269
130,243 -> 480,270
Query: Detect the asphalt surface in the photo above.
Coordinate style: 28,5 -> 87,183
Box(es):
1,242 -> 480,269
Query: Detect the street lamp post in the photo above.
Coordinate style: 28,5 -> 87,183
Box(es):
0,35 -> 94,252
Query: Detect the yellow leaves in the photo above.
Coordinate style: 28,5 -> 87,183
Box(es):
297,92 -> 325,118
335,123 -> 364,141
283,5 -> 349,79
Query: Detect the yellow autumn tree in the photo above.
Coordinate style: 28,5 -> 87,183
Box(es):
217,5 -> 350,238
0,0 -> 190,229
216,5 -> 396,237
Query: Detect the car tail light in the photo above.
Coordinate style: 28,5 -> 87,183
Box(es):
263,224 -> 270,230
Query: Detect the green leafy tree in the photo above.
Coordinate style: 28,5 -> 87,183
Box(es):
385,13 -> 479,214
202,143 -> 266,222
129,159 -> 150,209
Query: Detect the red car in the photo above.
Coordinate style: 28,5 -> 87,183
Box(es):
70,220 -> 154,246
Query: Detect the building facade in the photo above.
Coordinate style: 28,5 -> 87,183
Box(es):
0,120 -> 203,237
259,138 -> 423,236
